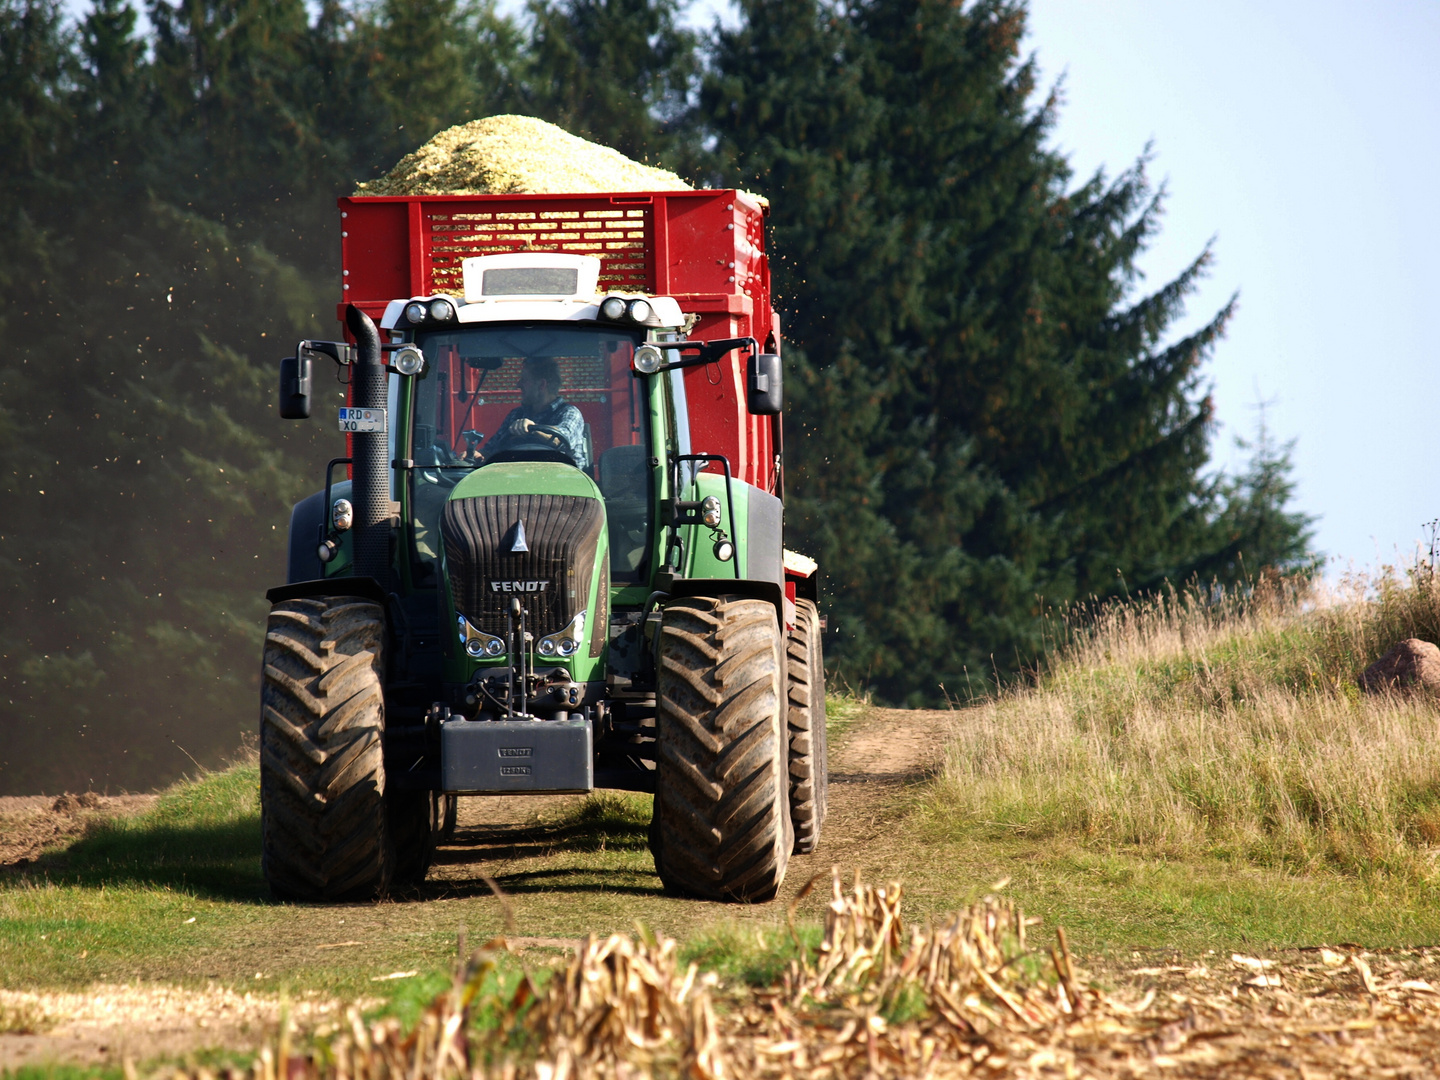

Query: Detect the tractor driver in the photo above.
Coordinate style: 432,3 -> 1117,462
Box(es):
475,356 -> 588,470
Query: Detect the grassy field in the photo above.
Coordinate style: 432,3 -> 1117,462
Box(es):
6,572 -> 1440,1073
917,567 -> 1440,947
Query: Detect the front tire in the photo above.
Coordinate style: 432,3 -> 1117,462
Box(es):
259,596 -> 394,901
650,596 -> 791,902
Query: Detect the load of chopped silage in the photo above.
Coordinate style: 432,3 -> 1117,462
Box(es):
355,115 -> 693,197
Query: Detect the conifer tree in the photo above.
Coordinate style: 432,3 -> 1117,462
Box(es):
75,0 -> 149,173
703,0 -> 1310,701
523,0 -> 699,170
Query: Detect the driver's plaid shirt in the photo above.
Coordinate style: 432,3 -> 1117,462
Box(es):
484,396 -> 589,470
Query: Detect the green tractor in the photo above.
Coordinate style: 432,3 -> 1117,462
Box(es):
261,192 -> 825,903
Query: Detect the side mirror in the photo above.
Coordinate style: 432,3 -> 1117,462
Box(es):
278,355 -> 311,419
747,353 -> 782,415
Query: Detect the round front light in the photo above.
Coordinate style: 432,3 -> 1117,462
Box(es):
537,638 -> 557,657
633,344 -> 664,374
484,638 -> 505,657
701,496 -> 722,528
600,296 -> 627,320
714,538 -> 735,562
404,301 -> 427,324
558,639 -> 578,657
627,298 -> 652,323
465,639 -> 484,657
331,497 -> 354,532
429,298 -> 455,321
392,344 -> 424,376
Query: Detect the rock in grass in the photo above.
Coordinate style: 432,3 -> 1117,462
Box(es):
1359,638 -> 1440,692
355,115 -> 693,197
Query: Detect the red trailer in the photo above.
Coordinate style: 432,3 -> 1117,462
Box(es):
337,189 -> 782,494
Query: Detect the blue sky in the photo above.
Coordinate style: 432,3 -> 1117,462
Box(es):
1019,1 -> 1440,573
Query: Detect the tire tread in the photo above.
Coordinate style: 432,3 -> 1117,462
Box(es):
650,596 -> 790,902
787,599 -> 828,854
260,596 -> 396,901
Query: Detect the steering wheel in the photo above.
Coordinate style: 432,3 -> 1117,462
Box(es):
503,423 -> 574,455
483,423 -> 579,467
531,424 -> 574,452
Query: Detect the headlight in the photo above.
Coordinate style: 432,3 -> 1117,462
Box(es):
404,301 -> 427,324
428,298 -> 455,321
536,611 -> 586,660
600,296 -> 627,320
633,344 -> 664,374
627,298 -> 652,323
392,344 -> 425,376
713,537 -> 735,562
701,496 -> 722,528
331,498 -> 354,532
457,612 -> 505,659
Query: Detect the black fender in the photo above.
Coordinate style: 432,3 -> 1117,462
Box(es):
266,576 -> 389,606
286,490 -> 327,584
663,577 -> 789,631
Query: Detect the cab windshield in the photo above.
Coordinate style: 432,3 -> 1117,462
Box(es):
407,325 -> 655,581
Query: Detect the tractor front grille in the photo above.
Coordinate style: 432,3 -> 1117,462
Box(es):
441,493 -> 606,639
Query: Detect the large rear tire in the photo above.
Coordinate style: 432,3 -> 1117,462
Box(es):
787,599 -> 828,854
259,596 -> 394,901
649,596 -> 791,902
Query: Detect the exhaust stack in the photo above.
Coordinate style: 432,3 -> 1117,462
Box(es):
345,305 -> 390,584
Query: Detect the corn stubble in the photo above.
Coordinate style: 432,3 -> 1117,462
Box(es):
160,870 -> 1440,1079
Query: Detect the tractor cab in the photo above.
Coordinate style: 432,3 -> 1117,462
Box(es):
386,255 -> 684,585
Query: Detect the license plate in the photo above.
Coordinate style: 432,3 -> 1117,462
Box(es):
338,407 -> 387,433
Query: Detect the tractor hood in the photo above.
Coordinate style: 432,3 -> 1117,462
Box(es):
440,461 -> 610,686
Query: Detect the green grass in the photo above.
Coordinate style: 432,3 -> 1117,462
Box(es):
2,1066 -> 125,1080
890,825 -> 1440,956
1,765 -> 477,999
49,763 -> 266,898
821,685 -> 869,744
679,922 -> 823,988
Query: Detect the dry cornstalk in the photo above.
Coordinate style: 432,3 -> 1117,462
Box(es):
162,871 -> 1440,1080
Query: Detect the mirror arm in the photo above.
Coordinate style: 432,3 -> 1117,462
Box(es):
648,336 -> 758,373
296,340 -> 409,368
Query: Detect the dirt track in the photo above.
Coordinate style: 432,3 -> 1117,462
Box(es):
430,706 -> 953,890
0,793 -> 158,869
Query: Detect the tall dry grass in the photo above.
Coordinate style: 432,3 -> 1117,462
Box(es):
936,566 -> 1440,876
